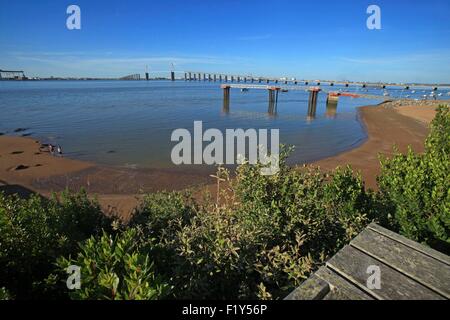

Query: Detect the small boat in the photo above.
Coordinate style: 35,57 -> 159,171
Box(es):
281,89 -> 289,93
383,91 -> 390,97
241,88 -> 249,92
411,90 -> 416,94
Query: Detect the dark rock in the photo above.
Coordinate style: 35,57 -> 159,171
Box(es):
11,164 -> 29,171
14,128 -> 29,133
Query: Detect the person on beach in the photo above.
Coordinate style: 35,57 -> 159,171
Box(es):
57,145 -> 63,156
49,144 -> 54,155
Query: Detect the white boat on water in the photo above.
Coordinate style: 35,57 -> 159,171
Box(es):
383,91 -> 390,97
411,90 -> 416,94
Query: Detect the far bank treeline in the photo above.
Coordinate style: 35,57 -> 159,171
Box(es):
0,106 -> 449,300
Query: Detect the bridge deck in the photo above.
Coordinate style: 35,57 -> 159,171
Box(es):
285,223 -> 450,300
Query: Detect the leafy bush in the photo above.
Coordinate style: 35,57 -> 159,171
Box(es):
377,105 -> 450,253
56,229 -> 169,300
0,190 -> 112,299
129,191 -> 196,241
129,150 -> 376,299
0,287 -> 11,300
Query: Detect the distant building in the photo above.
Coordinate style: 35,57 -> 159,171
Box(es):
119,74 -> 141,80
0,69 -> 26,80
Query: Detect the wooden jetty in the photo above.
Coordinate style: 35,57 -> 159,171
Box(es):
285,223 -> 450,300
221,83 -> 390,100
220,84 -> 391,117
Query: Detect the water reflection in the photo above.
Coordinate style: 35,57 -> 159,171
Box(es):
326,95 -> 338,119
267,89 -> 279,116
307,90 -> 320,120
222,99 -> 230,114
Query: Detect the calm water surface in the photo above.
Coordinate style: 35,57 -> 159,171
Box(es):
1,80 -> 441,170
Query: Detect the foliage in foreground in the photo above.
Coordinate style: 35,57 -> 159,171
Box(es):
57,229 -> 169,300
128,155 -> 377,299
0,190 -> 112,299
378,105 -> 449,252
0,287 -> 11,300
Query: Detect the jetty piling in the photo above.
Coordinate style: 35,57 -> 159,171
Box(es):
268,87 -> 280,115
307,87 -> 321,119
326,93 -> 339,118
222,84 -> 231,113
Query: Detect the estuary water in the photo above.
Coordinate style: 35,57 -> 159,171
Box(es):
1,80 -> 431,170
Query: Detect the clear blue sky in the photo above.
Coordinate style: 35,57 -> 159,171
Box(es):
1,0 -> 449,83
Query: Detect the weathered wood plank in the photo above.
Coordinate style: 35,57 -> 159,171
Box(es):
284,274 -> 330,300
315,267 -> 374,300
326,245 -> 444,300
351,228 -> 450,299
323,289 -> 361,300
368,223 -> 450,266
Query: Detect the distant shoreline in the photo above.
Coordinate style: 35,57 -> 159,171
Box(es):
1,78 -> 449,88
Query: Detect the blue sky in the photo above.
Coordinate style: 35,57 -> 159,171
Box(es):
1,0 -> 449,83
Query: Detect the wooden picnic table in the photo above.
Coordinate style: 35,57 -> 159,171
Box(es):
285,223 -> 450,300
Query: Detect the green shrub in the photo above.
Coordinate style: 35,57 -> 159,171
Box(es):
0,287 -> 11,300
133,149 -> 375,299
377,105 -> 450,253
56,229 -> 169,300
0,190 -> 112,299
129,191 -> 196,240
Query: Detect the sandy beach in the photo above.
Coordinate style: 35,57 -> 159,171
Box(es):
1,100 -> 447,218
313,103 -> 433,189
0,136 -> 212,219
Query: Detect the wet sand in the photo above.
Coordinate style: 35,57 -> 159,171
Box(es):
313,103 -> 438,189
0,102 -> 441,218
0,136 -> 93,185
0,136 -> 213,219
395,105 -> 438,125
